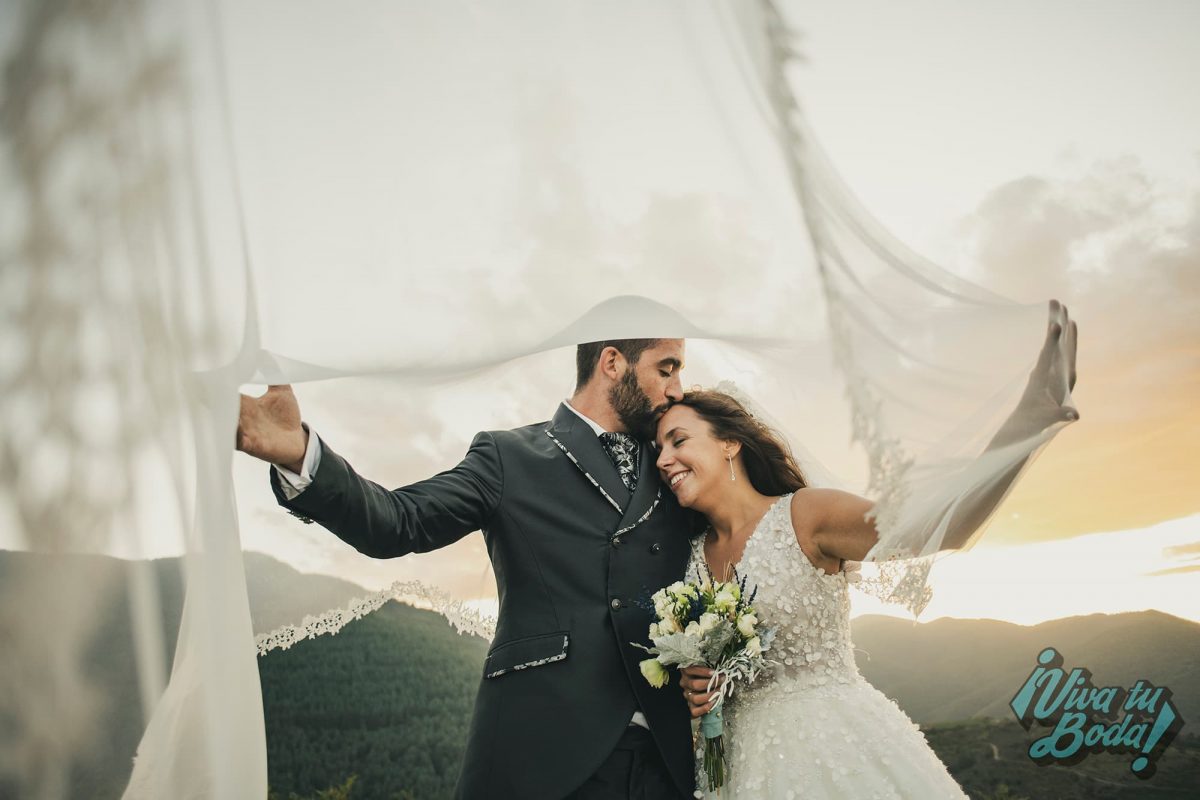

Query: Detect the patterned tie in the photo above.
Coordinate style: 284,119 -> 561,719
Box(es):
598,431 -> 640,493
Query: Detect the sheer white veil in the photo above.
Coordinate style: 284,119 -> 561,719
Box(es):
0,1 -> 1076,797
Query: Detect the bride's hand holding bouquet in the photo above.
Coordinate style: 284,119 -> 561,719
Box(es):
633,573 -> 775,793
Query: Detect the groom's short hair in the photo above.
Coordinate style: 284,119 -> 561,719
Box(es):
575,339 -> 661,391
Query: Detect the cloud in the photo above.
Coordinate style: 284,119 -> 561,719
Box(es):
1144,564 -> 1200,578
487,83 -> 802,339
1145,540 -> 1200,576
1163,541 -> 1200,559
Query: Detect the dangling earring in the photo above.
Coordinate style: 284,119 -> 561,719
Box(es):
727,453 -> 736,481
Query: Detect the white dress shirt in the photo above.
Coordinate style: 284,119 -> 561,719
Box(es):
272,402 -> 651,729
274,422 -> 321,501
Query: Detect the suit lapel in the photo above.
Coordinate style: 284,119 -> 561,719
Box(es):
545,403 -> 630,514
613,442 -> 662,538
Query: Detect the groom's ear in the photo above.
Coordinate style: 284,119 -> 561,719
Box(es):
598,346 -> 628,382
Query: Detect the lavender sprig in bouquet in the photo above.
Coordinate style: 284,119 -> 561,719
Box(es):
632,568 -> 776,794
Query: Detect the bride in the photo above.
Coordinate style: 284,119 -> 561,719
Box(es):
657,304 -> 1077,798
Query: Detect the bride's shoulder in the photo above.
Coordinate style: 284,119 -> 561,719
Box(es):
785,488 -> 820,540
786,486 -> 831,527
785,488 -> 847,571
787,487 -> 878,568
788,486 -> 866,518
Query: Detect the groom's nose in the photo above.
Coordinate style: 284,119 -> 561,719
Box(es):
665,374 -> 683,403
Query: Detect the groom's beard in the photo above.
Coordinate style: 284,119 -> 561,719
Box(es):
609,367 -> 661,442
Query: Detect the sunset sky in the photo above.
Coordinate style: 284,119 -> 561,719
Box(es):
219,0 -> 1200,629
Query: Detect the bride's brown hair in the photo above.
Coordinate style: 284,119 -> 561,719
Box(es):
670,389 -> 808,497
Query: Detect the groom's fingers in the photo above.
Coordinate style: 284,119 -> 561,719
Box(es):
236,394 -> 255,453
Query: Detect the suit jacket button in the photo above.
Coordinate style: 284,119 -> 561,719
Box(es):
649,542 -> 661,553
610,598 -> 622,610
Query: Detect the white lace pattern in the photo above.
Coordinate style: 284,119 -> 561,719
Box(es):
255,580 -> 497,656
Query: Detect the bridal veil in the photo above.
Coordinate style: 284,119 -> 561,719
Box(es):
0,1 -> 1075,797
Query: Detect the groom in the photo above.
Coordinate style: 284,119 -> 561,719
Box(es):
237,339 -> 697,799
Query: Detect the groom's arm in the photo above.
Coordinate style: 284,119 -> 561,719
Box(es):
269,431 -> 503,558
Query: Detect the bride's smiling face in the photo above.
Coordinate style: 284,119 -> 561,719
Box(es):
655,404 -> 733,509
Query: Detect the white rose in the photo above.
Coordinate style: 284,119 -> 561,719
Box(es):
648,621 -> 662,638
667,581 -> 688,596
744,636 -> 762,657
639,658 -> 668,688
713,589 -> 736,611
698,612 -> 721,634
659,616 -> 682,634
685,621 -> 702,637
737,614 -> 758,637
653,589 -> 671,610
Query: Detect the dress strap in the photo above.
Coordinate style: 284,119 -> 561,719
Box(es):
774,492 -> 846,579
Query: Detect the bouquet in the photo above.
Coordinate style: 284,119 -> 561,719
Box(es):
633,570 -> 775,794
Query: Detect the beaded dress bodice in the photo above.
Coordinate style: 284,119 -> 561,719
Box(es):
686,494 -> 863,697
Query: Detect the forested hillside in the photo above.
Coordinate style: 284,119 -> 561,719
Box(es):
260,601 -> 487,800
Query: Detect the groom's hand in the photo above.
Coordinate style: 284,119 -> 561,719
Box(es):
236,385 -> 308,472
679,665 -> 725,719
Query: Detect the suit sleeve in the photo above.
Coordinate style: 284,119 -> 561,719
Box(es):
269,430 -> 503,558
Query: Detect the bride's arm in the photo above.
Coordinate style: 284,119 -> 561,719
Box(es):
797,301 -> 1078,564
790,488 -> 877,564
794,464 -> 1039,564
792,461 -> 1041,565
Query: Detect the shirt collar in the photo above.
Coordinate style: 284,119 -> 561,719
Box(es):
563,399 -> 608,438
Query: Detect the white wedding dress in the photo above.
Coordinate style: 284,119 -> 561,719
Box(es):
687,495 -> 968,799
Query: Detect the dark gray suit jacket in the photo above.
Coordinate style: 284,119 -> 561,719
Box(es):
270,403 -> 697,799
